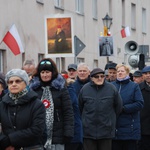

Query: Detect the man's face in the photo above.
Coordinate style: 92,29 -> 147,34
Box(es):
68,69 -> 77,79
23,65 -> 35,74
77,66 -> 90,81
91,73 -> 105,85
108,68 -> 117,81
143,72 -> 150,84
133,76 -> 144,84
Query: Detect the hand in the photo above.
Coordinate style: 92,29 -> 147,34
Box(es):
5,146 -> 15,150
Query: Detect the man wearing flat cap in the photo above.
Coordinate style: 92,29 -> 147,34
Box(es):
138,66 -> 150,150
133,70 -> 144,84
78,67 -> 122,150
105,62 -> 117,82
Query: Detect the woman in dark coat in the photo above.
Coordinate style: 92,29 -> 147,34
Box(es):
112,64 -> 144,150
0,69 -> 46,150
29,58 -> 74,150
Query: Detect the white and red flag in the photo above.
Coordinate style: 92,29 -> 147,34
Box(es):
2,24 -> 24,55
121,26 -> 131,38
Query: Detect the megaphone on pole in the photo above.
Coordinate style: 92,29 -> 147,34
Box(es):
125,41 -> 139,55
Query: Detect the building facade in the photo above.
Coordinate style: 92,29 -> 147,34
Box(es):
0,0 -> 150,73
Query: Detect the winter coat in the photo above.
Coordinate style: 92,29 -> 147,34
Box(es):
112,79 -> 144,140
139,81 -> 150,135
72,76 -> 90,96
78,80 -> 122,139
67,83 -> 83,143
0,90 -> 46,148
29,74 -> 74,144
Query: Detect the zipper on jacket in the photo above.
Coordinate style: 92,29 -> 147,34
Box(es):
56,110 -> 60,121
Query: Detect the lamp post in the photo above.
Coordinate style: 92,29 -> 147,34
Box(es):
102,13 -> 113,63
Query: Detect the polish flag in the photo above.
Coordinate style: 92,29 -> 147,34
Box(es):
121,26 -> 131,38
2,24 -> 24,55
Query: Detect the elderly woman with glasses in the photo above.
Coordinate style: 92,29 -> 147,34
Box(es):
29,58 -> 74,150
0,69 -> 46,150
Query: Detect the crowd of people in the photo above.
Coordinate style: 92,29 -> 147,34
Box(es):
0,58 -> 149,150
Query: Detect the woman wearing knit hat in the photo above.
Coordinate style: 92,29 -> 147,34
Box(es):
0,69 -> 46,150
29,58 -> 74,150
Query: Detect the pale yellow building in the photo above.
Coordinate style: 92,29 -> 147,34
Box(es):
0,0 -> 150,73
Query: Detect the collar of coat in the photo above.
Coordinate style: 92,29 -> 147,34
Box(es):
29,74 -> 66,90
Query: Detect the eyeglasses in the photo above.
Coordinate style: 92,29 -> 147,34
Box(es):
93,75 -> 105,79
40,60 -> 51,65
7,80 -> 23,85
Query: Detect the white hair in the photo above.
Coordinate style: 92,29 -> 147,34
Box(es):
77,63 -> 90,71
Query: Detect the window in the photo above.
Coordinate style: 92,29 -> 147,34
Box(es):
38,53 -> 44,62
54,0 -> 64,9
131,3 -> 136,29
0,50 -> 5,72
122,0 -> 125,26
75,0 -> 84,15
142,8 -> 146,33
77,58 -> 84,64
92,0 -> 97,19
93,59 -> 98,68
61,57 -> 65,71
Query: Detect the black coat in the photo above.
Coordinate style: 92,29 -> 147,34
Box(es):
79,80 -> 122,139
139,81 -> 150,135
30,75 -> 74,144
0,90 -> 46,148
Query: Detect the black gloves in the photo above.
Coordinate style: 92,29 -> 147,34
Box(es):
0,135 -> 11,150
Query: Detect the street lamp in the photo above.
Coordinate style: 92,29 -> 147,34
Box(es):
102,13 -> 113,31
102,13 -> 113,63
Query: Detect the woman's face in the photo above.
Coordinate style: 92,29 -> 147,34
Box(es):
7,77 -> 26,94
117,66 -> 128,79
40,70 -> 52,82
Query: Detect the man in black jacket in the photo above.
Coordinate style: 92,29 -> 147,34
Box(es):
78,68 -> 122,150
138,66 -> 150,150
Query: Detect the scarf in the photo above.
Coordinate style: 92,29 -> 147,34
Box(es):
41,86 -> 54,150
117,75 -> 130,81
9,87 -> 29,104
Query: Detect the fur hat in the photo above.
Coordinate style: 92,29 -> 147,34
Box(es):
5,69 -> 29,85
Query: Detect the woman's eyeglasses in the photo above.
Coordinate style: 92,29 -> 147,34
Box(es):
40,61 -> 51,65
7,80 -> 23,85
93,75 -> 105,79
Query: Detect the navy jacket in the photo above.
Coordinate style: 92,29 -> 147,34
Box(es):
67,84 -> 83,143
112,79 -> 144,140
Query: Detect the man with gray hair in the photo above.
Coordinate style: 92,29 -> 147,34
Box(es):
22,59 -> 36,78
73,63 -> 91,96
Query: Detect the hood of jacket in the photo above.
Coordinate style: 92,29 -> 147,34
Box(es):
29,74 -> 66,90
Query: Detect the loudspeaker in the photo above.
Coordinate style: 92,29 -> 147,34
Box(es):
128,54 -> 139,68
125,41 -> 139,55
